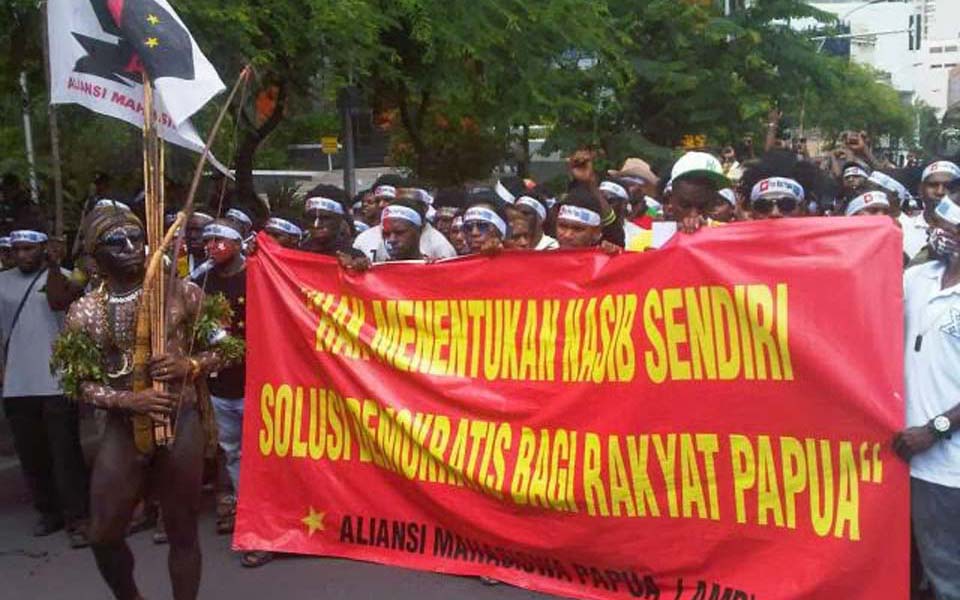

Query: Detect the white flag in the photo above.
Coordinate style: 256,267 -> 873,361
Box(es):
47,0 -> 229,173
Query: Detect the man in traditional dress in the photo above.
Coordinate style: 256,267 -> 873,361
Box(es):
54,205 -> 239,600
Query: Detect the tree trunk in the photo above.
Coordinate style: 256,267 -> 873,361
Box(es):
235,80 -> 288,217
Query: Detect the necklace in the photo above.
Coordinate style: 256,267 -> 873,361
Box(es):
96,286 -> 141,379
107,286 -> 143,304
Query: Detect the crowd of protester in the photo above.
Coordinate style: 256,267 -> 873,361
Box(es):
2,126 -> 960,599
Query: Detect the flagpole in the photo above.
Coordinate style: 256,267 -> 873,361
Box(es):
40,1 -> 64,237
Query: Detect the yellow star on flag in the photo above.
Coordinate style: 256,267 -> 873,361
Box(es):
146,14 -> 160,26
302,507 -> 325,536
144,37 -> 159,49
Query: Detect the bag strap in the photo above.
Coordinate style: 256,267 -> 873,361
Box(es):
3,270 -> 46,364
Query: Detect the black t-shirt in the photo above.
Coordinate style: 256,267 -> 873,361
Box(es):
197,266 -> 247,400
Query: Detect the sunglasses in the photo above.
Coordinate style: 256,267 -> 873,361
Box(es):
100,229 -> 145,248
464,221 -> 494,234
751,196 -> 798,215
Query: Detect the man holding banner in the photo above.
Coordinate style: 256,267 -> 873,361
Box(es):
899,194 -> 960,600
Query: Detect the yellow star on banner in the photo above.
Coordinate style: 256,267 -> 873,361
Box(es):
144,37 -> 159,49
302,507 -> 326,536
146,14 -> 160,25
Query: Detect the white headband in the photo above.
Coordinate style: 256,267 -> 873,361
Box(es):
226,208 -> 252,227
868,172 -> 909,201
621,176 -> 647,187
10,230 -> 49,244
845,192 -> 890,216
306,196 -> 344,215
265,217 -> 303,238
923,161 -> 960,182
0,237 -> 11,249
381,205 -> 423,227
374,185 -> 397,199
495,181 -> 516,204
843,166 -> 869,179
436,206 -> 458,218
202,223 -> 243,241
935,197 -> 960,226
545,197 -> 557,209
354,220 -> 370,233
516,196 -> 547,222
95,199 -> 130,211
558,204 -> 601,227
718,188 -> 737,207
599,181 -> 629,201
463,206 -> 507,237
192,212 -> 214,225
451,216 -> 463,229
750,177 -> 805,203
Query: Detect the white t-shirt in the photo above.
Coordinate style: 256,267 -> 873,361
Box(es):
535,235 -> 559,251
354,222 -> 456,263
1,268 -> 67,398
899,213 -> 929,261
904,260 -> 960,488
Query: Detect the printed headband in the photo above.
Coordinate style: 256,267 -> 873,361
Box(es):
558,204 -> 601,227
95,199 -> 131,211
374,185 -> 397,199
265,217 -> 303,238
400,188 -> 433,206
599,181 -> 629,201
463,206 -> 507,237
845,192 -> 890,216
935,197 -> 960,226
718,188 -> 737,207
191,212 -> 214,225
10,230 -> 48,244
0,237 -> 11,249
226,208 -> 252,227
381,205 -> 423,227
868,172 -> 909,201
202,223 -> 243,241
843,166 -> 869,179
516,196 -> 547,222
923,161 -> 960,182
495,181 -> 516,204
306,196 -> 345,215
354,220 -> 370,234
750,177 -> 805,203
436,206 -> 459,218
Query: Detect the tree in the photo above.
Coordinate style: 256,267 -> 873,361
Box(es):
177,0 -> 382,213
366,0 -> 627,183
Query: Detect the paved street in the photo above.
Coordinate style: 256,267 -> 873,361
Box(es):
0,447 -> 551,599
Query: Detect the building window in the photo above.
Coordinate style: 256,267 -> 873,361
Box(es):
931,64 -> 943,69
931,47 -> 944,53
947,46 -> 959,53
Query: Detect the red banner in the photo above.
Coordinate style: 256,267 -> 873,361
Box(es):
236,219 -> 908,600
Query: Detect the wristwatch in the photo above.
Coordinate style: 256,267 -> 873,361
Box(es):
929,415 -> 953,440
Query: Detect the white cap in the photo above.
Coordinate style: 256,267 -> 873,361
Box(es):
671,152 -> 728,187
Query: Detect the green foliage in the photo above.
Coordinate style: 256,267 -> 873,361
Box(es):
193,292 -> 234,345
50,329 -> 106,399
193,292 -> 246,363
0,0 -> 923,200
